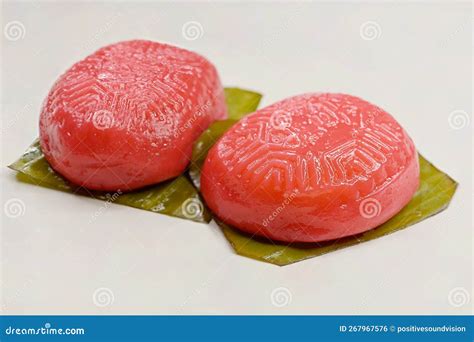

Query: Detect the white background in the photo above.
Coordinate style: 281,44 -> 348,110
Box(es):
1,1 -> 472,314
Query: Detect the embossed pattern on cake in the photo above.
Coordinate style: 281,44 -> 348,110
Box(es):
201,93 -> 419,243
40,40 -> 227,191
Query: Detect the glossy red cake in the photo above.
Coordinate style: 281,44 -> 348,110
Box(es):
40,40 -> 227,191
201,93 -> 419,243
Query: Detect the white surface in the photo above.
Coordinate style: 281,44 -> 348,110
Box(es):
1,1 -> 472,315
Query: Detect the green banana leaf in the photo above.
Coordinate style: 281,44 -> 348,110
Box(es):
9,140 -> 211,223
217,155 -> 458,265
191,108 -> 458,265
8,87 -> 262,223
224,87 -> 262,120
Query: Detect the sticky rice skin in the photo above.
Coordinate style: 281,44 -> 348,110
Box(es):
201,93 -> 419,243
40,40 -> 227,191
